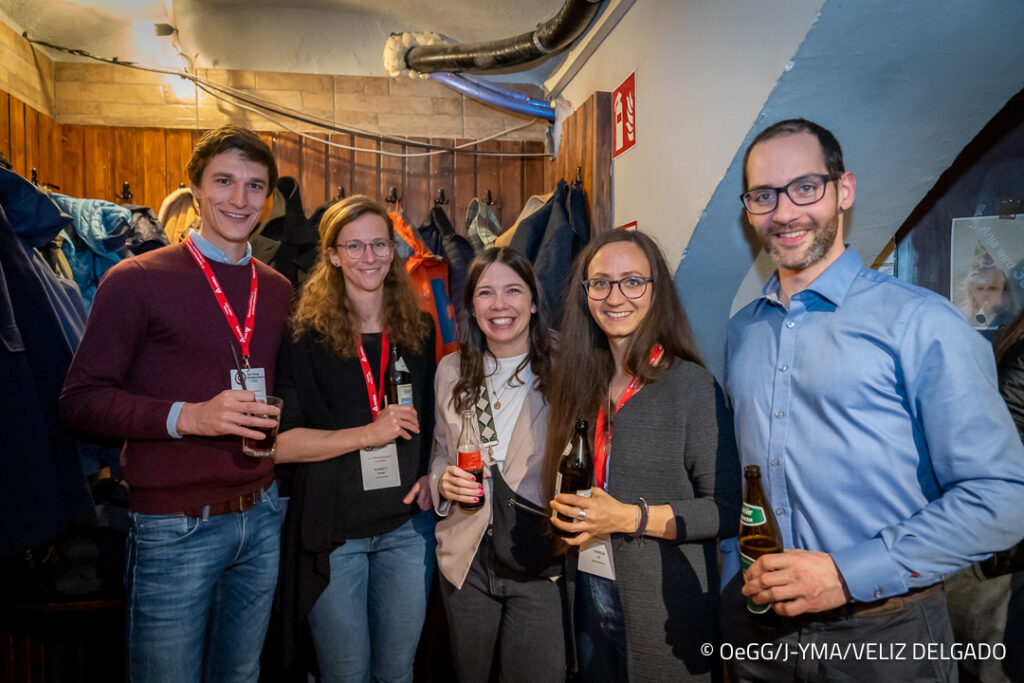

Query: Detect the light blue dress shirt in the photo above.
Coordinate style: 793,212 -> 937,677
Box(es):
725,247 -> 1024,603
166,229 -> 254,437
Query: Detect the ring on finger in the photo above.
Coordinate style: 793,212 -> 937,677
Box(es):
575,508 -> 587,521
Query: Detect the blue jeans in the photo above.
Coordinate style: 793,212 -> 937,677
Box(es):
125,483 -> 281,683
575,571 -> 628,683
308,509 -> 437,683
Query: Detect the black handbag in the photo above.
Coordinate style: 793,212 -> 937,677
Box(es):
488,464 -> 564,578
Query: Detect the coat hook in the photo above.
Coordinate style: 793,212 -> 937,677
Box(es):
335,186 -> 346,201
484,189 -> 494,206
386,187 -> 399,205
31,168 -> 38,185
116,181 -> 133,203
575,166 -> 583,184
179,182 -> 186,189
434,188 -> 448,206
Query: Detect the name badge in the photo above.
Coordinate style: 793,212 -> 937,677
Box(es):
578,535 -> 616,581
229,367 -> 267,402
360,442 -> 401,490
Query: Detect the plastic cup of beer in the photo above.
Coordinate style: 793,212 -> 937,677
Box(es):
242,395 -> 283,457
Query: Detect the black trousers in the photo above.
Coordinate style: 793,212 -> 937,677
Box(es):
440,532 -> 567,683
720,573 -> 957,682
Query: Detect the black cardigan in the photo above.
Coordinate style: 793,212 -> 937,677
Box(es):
274,315 -> 436,674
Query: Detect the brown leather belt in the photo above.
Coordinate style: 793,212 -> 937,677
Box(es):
181,486 -> 266,519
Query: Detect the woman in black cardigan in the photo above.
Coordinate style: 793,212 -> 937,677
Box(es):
274,195 -> 436,683
547,229 -> 741,682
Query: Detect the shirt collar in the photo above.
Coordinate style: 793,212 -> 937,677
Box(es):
762,246 -> 863,307
188,228 -> 252,265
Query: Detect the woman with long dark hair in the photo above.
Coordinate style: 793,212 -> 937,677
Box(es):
274,195 -> 436,682
546,229 -> 741,682
429,246 -> 566,681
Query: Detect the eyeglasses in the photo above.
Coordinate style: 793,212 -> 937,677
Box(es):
740,173 -> 841,214
334,239 -> 393,259
582,276 -> 652,301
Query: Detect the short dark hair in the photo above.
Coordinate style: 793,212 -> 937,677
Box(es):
743,118 -> 844,190
186,125 -> 278,196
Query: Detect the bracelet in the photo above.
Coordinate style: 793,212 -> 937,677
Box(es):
630,497 -> 650,542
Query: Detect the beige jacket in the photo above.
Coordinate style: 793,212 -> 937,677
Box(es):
429,352 -> 550,589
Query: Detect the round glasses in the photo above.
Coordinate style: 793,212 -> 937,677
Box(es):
582,276 -> 652,301
740,173 -> 841,214
335,238 -> 393,259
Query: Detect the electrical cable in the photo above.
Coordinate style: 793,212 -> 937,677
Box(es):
22,33 -> 549,159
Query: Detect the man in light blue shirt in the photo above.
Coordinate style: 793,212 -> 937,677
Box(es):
724,118 -> 1024,681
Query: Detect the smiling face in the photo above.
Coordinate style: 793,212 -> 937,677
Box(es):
328,212 -> 393,296
472,261 -> 535,358
745,131 -> 854,279
190,148 -> 269,260
586,241 -> 653,345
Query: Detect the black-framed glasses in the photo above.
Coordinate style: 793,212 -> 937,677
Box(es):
740,173 -> 841,214
582,276 -> 652,301
334,238 -> 393,259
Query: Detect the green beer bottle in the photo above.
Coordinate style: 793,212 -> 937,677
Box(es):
739,465 -> 783,615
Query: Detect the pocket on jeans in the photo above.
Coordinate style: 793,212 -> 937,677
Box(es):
260,482 -> 281,514
130,512 -> 202,546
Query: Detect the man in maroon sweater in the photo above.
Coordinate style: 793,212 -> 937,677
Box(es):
60,125 -> 292,683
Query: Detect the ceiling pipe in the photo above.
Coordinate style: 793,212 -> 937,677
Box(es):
429,72 -> 555,121
404,0 -> 604,74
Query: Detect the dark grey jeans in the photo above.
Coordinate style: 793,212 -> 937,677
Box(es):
720,573 -> 957,682
440,531 -> 567,683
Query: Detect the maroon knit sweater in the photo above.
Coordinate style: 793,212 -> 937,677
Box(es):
60,243 -> 293,514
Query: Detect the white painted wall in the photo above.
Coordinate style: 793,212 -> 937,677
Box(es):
557,0 -> 825,270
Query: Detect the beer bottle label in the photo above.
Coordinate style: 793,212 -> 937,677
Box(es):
397,383 -> 413,405
739,551 -> 771,614
458,449 -> 483,470
576,489 -> 592,497
741,502 -> 767,526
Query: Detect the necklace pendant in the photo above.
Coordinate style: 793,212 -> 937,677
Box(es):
494,400 -> 501,410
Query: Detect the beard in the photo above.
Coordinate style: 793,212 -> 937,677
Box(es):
762,212 -> 839,271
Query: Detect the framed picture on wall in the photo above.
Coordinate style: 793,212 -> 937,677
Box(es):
950,215 -> 1024,330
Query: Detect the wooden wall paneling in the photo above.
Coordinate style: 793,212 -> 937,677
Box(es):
60,124 -> 85,199
36,113 -> 59,190
83,125 -> 114,201
403,138 -> 431,228
451,140 -> 474,237
327,134 -> 354,207
113,127 -> 144,206
522,140 -> 546,210
474,140 -> 500,236
164,129 -> 193,191
379,142 -> 404,219
23,106 -> 39,183
352,137 -> 380,201
498,140 -> 523,229
0,91 -> 9,161
8,97 -> 26,178
588,91 -> 613,235
141,128 -> 168,211
300,136 -> 328,216
272,132 -> 301,196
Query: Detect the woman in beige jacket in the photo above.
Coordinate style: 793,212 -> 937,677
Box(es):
429,247 -> 566,682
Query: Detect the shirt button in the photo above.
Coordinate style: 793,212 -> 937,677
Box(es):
775,411 -> 784,418
785,321 -> 796,328
775,508 -> 785,516
778,364 -> 788,372
770,458 -> 780,467
873,587 -> 883,599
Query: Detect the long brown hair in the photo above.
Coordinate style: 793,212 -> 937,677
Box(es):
452,247 -> 553,412
290,195 -> 429,356
543,229 -> 703,490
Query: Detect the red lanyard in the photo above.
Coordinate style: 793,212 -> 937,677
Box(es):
184,236 -> 258,363
357,332 -> 390,419
594,344 -> 664,490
